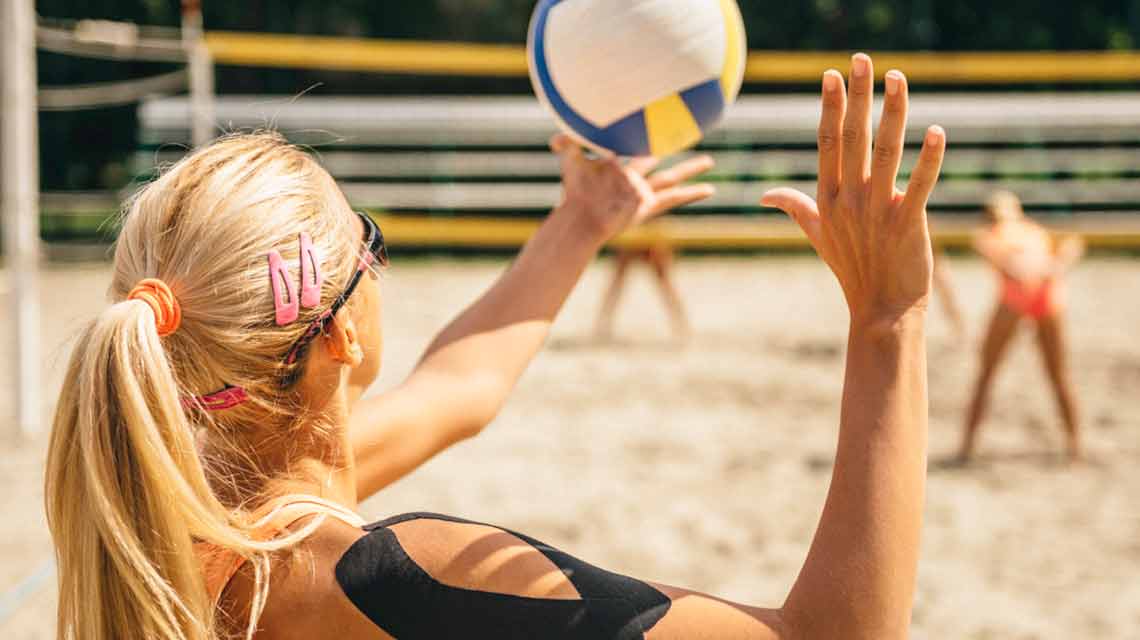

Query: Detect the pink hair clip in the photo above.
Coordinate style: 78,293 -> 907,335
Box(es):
181,386 -> 249,411
269,233 -> 323,326
299,232 -> 323,308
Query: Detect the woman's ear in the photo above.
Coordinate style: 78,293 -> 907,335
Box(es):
323,308 -> 364,367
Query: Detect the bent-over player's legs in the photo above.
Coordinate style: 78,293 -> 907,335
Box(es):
646,244 -> 691,339
594,249 -> 640,339
1035,313 -> 1083,460
960,302 -> 1021,459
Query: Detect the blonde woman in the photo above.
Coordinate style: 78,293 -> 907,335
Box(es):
958,191 -> 1085,463
46,54 -> 945,640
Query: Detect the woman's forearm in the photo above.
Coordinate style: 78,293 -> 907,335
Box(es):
413,148 -> 714,404
783,312 -> 928,639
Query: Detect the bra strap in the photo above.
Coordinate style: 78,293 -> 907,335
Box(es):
199,494 -> 366,607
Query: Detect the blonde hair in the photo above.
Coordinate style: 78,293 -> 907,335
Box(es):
984,190 -> 1025,223
45,132 -> 360,640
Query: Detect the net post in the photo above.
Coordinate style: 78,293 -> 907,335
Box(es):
1,0 -> 43,440
182,0 -> 215,147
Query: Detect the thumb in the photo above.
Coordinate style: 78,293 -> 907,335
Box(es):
761,188 -> 822,245
550,133 -> 584,167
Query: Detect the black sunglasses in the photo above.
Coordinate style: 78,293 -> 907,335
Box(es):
281,211 -> 388,378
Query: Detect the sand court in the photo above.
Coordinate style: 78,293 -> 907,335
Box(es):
2,255 -> 1137,638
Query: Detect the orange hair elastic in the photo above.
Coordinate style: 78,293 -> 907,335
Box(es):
127,278 -> 182,337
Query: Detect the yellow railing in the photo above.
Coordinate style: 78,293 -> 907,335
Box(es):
742,50 -> 1140,83
205,31 -> 1140,83
205,33 -> 527,76
372,214 -> 1140,251
372,214 -> 809,250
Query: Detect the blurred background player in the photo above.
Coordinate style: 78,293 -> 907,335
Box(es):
591,157 -> 714,343
959,190 -> 1086,463
594,240 -> 691,342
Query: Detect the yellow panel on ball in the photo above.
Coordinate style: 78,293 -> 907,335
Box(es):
718,0 -> 747,100
644,93 -> 704,158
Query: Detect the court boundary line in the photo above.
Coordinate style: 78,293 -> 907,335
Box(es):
0,557 -> 55,627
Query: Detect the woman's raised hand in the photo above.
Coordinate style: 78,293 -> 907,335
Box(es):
762,54 -> 946,328
550,134 -> 715,241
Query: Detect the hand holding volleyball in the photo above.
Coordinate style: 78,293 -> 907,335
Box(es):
551,134 -> 715,239
762,54 -> 947,327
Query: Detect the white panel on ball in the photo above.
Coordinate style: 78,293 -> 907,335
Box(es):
543,0 -> 727,127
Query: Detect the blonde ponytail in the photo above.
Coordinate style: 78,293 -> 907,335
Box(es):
45,132 -> 359,640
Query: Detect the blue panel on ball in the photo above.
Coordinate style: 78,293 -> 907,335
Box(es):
679,78 -> 727,133
593,110 -> 651,157
530,0 -> 651,156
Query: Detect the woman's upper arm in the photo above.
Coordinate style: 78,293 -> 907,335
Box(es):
231,519 -> 394,640
321,514 -> 785,640
349,372 -> 496,499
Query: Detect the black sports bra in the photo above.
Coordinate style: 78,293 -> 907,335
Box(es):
336,513 -> 672,639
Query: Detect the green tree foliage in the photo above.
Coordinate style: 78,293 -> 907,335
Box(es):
35,0 -> 1140,190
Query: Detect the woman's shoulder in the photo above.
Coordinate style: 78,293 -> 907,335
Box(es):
982,220 -> 1050,250
224,514 -> 388,640
1005,219 -> 1053,245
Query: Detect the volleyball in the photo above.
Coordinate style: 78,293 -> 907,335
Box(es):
527,0 -> 747,158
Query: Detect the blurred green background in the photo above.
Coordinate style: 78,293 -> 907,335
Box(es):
36,0 -> 1140,193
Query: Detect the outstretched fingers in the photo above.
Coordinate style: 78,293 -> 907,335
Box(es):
627,156 -> 661,177
817,70 -> 846,200
647,155 -> 716,190
650,183 -> 716,218
761,188 -> 822,246
901,125 -> 947,216
870,70 -> 909,211
841,53 -> 874,194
